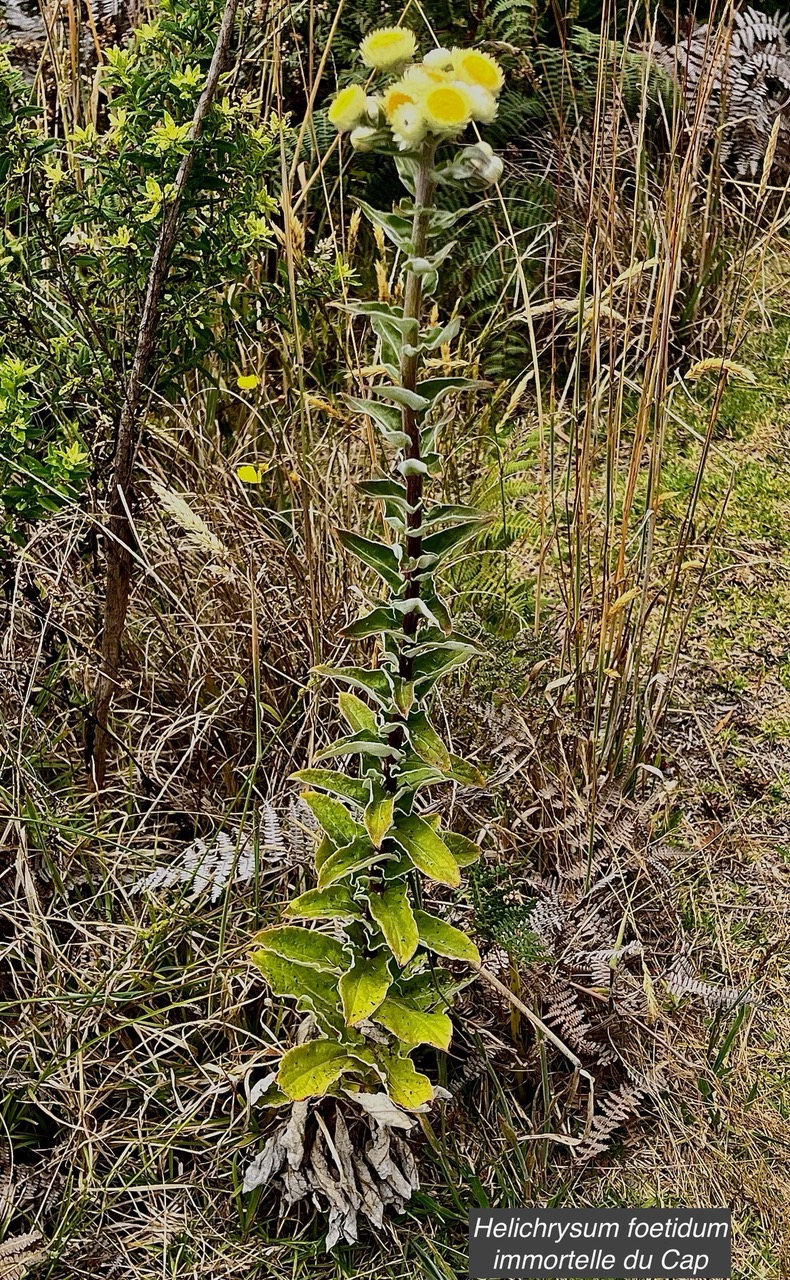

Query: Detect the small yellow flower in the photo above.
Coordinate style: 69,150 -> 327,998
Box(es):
359,26 -> 417,71
451,47 -> 504,95
423,47 -> 454,71
383,81 -> 417,120
390,102 -> 427,151
421,82 -> 473,133
328,83 -> 367,132
403,64 -> 448,91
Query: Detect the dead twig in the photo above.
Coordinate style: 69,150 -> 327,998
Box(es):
89,0 -> 244,788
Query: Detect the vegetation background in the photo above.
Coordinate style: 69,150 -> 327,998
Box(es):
0,0 -> 788,1276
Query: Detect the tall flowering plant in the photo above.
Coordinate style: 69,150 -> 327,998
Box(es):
251,32 -> 505,1111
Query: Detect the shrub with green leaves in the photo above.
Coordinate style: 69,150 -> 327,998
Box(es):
249,34 -> 509,1110
0,356 -> 89,544
0,7 -> 284,541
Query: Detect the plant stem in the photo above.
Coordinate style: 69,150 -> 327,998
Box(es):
89,0 -> 242,789
398,144 -> 436,684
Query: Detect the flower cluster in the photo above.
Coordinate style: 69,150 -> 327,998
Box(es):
328,28 -> 505,172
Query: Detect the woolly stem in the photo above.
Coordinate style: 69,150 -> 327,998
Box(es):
398,144 -> 437,683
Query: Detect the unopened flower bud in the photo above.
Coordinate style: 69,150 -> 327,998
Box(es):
365,95 -> 384,125
350,125 -> 379,152
456,140 -> 503,186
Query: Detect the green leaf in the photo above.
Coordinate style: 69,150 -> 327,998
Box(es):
410,641 -> 478,694
421,521 -> 481,562
312,664 -> 391,704
414,909 -> 480,964
345,397 -> 411,449
337,692 -> 378,734
354,200 -> 413,250
372,384 -> 430,412
284,886 -> 364,921
408,710 -> 452,771
445,755 -> 487,789
364,788 -> 395,848
339,952 -> 391,1025
410,503 -> 483,536
403,316 -> 461,357
300,791 -> 361,846
317,835 -> 382,889
392,813 -> 460,888
419,586 -> 452,635
253,925 -> 347,972
426,206 -> 463,235
341,607 -> 404,641
357,479 -> 411,507
250,951 -> 343,1021
290,769 -> 369,806
416,376 -> 490,408
314,730 -> 402,762
368,312 -> 418,364
314,834 -> 335,873
397,969 -> 470,1011
342,300 -> 404,320
443,830 -> 483,866
375,1050 -> 434,1108
277,1041 -> 358,1101
337,529 -> 403,593
367,883 -> 419,966
393,679 -> 415,716
372,996 -> 453,1051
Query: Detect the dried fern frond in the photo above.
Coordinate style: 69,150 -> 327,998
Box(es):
654,6 -> 790,177
664,955 -> 745,1011
0,1232 -> 47,1280
131,804 -> 300,900
573,1081 -> 646,1162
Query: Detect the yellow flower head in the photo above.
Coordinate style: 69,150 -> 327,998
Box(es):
390,102 -> 427,151
359,26 -> 417,71
328,83 -> 367,132
403,63 -> 448,91
383,81 -> 417,121
464,82 -> 498,124
451,47 -> 504,95
421,81 -> 473,133
423,47 -> 454,71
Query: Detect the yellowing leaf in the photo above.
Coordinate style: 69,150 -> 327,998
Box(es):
376,1051 -> 434,1109
317,835 -> 381,890
252,925 -> 347,972
250,951 -> 342,1021
442,830 -> 482,867
339,952 -> 391,1025
300,791 -> 360,845
367,883 -> 419,965
392,813 -> 460,888
372,996 -> 452,1051
414,909 -> 480,965
338,691 -> 378,734
277,1041 -> 356,1100
364,789 -> 394,848
284,886 -> 364,922
407,710 -> 452,771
